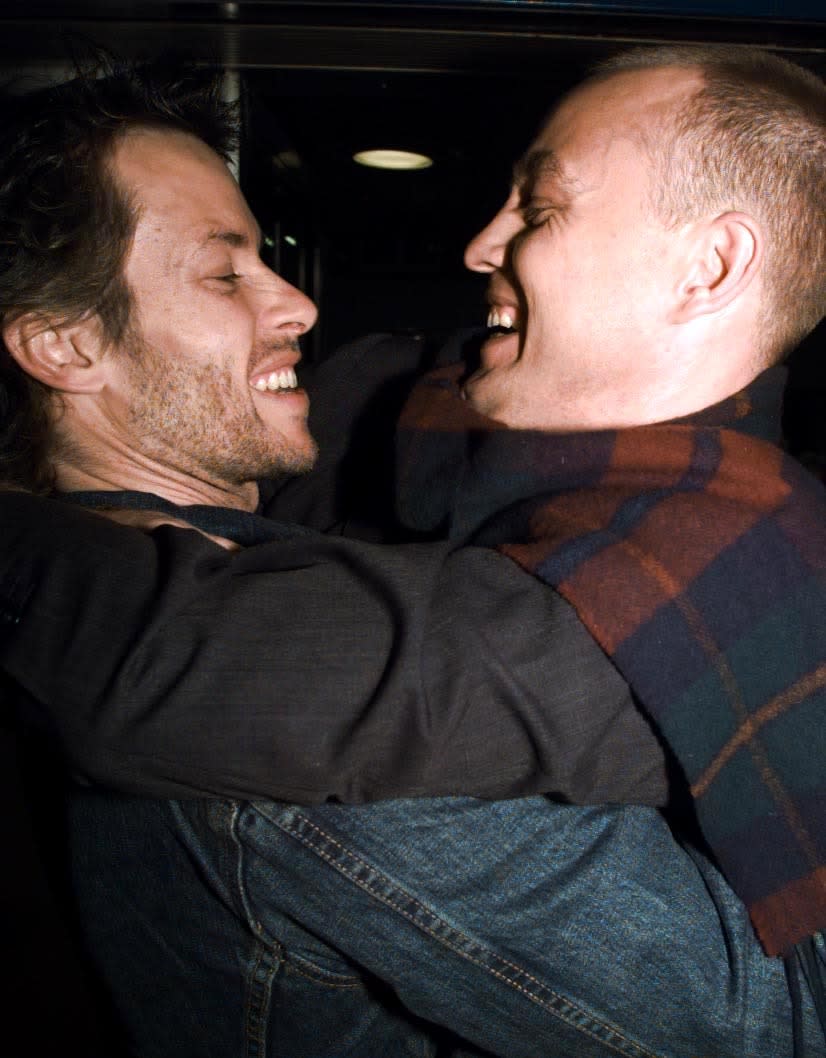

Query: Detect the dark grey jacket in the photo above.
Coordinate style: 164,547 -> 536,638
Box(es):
0,335 -> 671,807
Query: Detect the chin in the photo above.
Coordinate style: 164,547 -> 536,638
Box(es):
281,434 -> 319,475
463,375 -> 498,418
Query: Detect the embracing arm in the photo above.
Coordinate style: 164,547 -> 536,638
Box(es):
0,491 -> 669,805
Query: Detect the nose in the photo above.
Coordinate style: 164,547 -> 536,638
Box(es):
463,188 -> 522,274
257,268 -> 318,336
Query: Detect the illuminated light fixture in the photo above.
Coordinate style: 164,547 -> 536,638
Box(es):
353,149 -> 433,171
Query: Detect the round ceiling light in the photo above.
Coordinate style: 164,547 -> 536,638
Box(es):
353,149 -> 433,171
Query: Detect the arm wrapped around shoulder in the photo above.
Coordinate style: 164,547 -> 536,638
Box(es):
0,490 -> 669,807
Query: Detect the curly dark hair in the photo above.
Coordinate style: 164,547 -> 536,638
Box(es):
0,56 -> 239,491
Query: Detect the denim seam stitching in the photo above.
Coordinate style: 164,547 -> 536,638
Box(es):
238,803 -> 371,989
244,937 -> 278,1058
280,811 -> 661,1058
226,800 -> 276,1058
286,962 -> 364,990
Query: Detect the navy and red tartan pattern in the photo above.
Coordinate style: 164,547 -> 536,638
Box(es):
398,362 -> 826,955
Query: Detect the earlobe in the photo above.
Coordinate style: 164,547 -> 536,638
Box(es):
2,312 -> 107,393
672,212 -> 762,324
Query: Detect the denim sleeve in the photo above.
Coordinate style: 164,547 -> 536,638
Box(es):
0,491 -> 668,806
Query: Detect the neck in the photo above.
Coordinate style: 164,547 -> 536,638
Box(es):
49,395 -> 263,510
562,336 -> 764,431
53,456 -> 259,512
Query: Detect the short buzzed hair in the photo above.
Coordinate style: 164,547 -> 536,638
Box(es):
598,45 -> 826,360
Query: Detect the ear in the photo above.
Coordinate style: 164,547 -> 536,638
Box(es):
671,212 -> 762,324
2,312 -> 108,394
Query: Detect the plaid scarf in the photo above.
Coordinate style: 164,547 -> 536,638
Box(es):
397,362 -> 826,957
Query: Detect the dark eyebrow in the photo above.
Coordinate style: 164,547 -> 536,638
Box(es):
511,148 -> 561,191
198,226 -> 263,252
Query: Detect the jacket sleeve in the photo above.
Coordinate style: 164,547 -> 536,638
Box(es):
0,491 -> 670,806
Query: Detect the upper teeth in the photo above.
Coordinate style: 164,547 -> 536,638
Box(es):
487,308 -> 515,330
253,367 -> 298,392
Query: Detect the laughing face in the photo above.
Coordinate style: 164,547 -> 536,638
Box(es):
103,127 -> 318,503
462,67 -> 704,431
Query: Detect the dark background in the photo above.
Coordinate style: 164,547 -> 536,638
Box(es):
3,1 -> 826,359
1,3 -> 825,1054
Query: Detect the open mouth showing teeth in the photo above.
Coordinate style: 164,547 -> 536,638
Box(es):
252,367 -> 299,392
486,308 -> 518,334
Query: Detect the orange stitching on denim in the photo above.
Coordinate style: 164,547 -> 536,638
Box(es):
283,813 -> 662,1058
